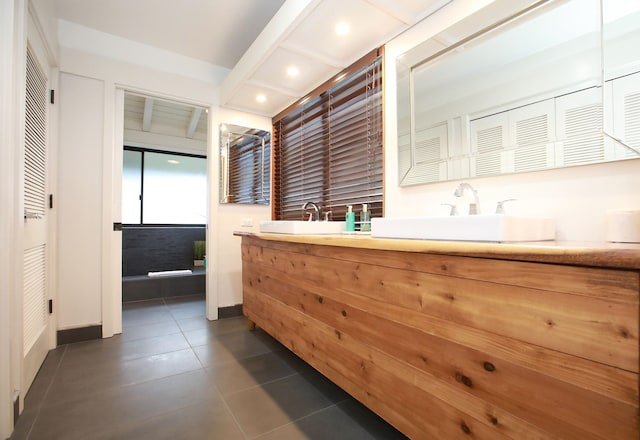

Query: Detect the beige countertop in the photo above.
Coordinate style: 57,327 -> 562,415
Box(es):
235,231 -> 640,270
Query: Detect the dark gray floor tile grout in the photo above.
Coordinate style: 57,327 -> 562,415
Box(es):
12,295 -> 405,440
216,370 -> 302,399
251,403 -> 340,440
18,345 -> 68,439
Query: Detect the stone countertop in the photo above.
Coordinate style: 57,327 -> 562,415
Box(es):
234,231 -> 640,270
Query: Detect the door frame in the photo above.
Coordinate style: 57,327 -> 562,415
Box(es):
102,87 -> 217,337
0,0 -> 24,435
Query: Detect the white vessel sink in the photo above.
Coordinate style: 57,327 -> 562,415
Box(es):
260,220 -> 346,235
371,214 -> 555,242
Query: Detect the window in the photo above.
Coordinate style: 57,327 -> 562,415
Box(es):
273,48 -> 383,221
122,148 -> 207,224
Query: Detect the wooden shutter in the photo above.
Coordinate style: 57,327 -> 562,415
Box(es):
273,49 -> 383,221
471,114 -> 506,177
610,72 -> 640,159
23,44 -> 48,353
24,45 -> 47,218
556,86 -> 603,166
23,245 -> 46,352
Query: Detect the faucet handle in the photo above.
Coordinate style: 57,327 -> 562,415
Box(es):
324,211 -> 332,221
441,203 -> 458,216
495,199 -> 516,214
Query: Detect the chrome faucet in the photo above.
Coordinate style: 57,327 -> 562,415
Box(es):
454,182 -> 480,215
302,201 -> 322,221
441,203 -> 458,216
495,199 -> 516,214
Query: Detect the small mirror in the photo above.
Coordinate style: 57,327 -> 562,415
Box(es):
219,124 -> 271,204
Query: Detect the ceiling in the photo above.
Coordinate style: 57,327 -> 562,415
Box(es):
221,0 -> 452,115
55,0 -> 286,69
55,0 -> 451,139
123,93 -> 207,145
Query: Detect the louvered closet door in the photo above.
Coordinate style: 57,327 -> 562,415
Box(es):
22,40 -> 52,394
610,72 -> 640,159
556,86 -> 604,166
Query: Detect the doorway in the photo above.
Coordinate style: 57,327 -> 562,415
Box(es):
115,92 -> 211,331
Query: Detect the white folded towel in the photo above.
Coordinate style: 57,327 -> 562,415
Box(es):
147,269 -> 192,278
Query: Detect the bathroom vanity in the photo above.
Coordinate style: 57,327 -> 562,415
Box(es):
236,232 -> 639,439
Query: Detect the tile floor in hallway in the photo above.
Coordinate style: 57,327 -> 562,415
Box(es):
10,294 -> 409,440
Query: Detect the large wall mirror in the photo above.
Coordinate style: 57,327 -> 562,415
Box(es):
219,124 -> 271,204
398,0 -> 640,186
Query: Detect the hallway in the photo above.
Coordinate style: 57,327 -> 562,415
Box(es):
10,295 -> 407,439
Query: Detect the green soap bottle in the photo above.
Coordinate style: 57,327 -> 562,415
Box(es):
346,205 -> 356,232
360,203 -> 371,232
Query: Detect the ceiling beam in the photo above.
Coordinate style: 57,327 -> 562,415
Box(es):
142,98 -> 154,132
364,0 -> 453,25
186,108 -> 203,139
278,40 -> 344,68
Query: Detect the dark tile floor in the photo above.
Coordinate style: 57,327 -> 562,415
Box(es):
10,295 -> 408,439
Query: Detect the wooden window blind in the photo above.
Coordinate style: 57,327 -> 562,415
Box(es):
226,130 -> 271,204
273,48 -> 383,221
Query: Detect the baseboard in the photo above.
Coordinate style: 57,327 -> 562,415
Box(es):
13,393 -> 19,427
57,325 -> 103,345
218,304 -> 243,319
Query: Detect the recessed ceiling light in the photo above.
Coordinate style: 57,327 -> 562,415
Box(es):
286,65 -> 300,78
256,94 -> 267,103
167,159 -> 180,165
335,21 -> 350,36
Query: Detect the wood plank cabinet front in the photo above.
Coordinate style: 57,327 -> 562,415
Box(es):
239,235 -> 639,440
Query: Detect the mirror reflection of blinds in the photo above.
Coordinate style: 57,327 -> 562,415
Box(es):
227,131 -> 271,204
25,45 -> 47,217
273,49 -> 383,221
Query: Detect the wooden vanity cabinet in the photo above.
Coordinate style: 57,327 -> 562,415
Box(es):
239,235 -> 639,439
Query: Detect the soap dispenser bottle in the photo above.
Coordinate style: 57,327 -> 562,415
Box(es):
346,205 -> 356,232
360,203 -> 371,232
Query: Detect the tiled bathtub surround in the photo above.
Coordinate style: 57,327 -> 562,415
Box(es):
122,227 -> 206,302
11,295 -> 407,439
122,226 -> 205,276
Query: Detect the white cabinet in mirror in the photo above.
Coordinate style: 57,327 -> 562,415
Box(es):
397,0 -> 640,186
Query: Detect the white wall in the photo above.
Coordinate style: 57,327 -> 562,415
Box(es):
56,39 -> 273,325
57,73 -> 104,330
384,0 -> 640,241
213,109 -> 272,308
56,42 -> 221,331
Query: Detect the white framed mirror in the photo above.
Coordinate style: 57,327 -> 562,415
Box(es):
603,0 -> 640,157
397,0 -> 640,186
